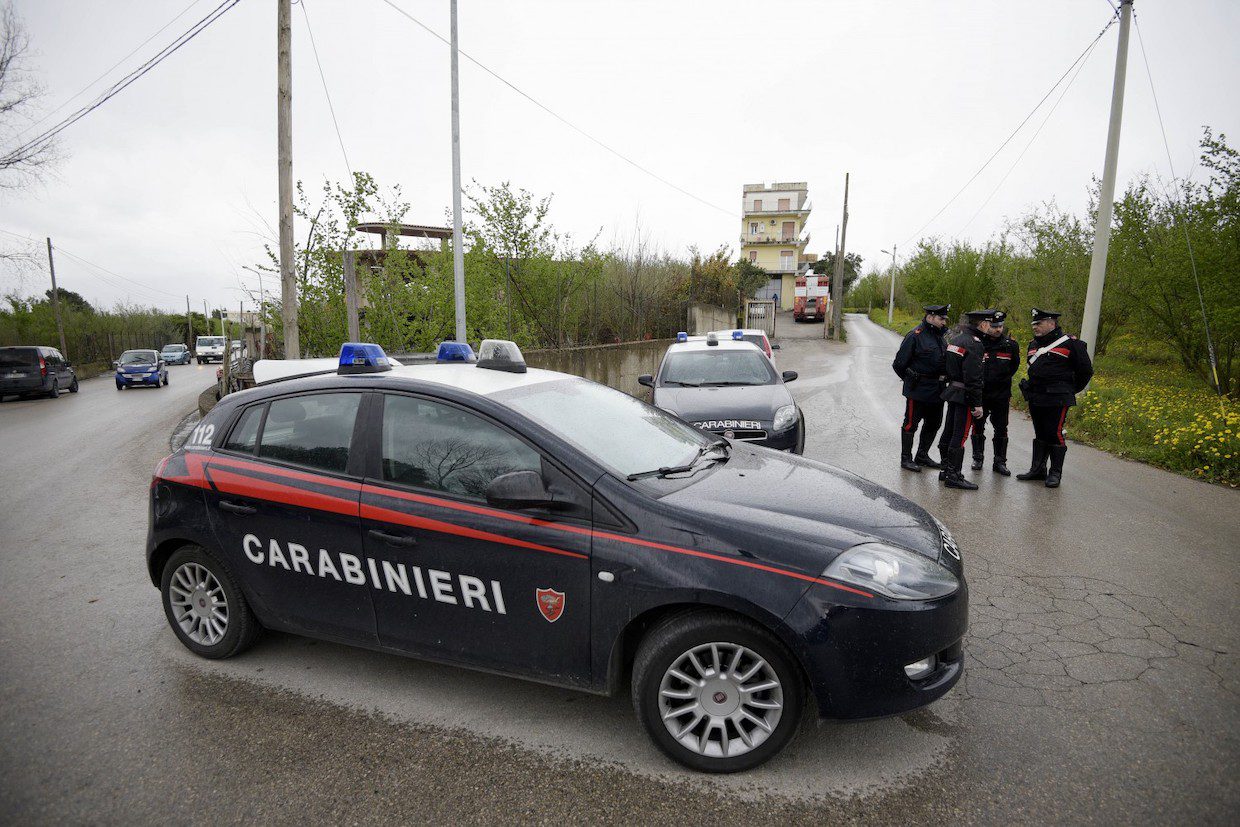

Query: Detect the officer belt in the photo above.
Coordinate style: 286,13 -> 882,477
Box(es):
949,381 -> 967,389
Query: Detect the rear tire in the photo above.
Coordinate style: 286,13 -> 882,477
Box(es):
47,380 -> 59,399
161,545 -> 261,659
632,611 -> 804,773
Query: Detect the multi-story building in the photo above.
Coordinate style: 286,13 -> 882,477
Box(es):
739,182 -> 813,311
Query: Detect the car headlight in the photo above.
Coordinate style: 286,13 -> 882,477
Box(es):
823,542 -> 959,600
773,404 -> 797,431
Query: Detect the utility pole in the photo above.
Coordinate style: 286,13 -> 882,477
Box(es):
829,173 -> 850,341
449,0 -> 466,343
277,0 -> 299,359
185,295 -> 192,347
257,267 -> 267,360
881,244 -> 897,325
343,249 -> 360,342
45,238 -> 67,357
1081,0 -> 1132,359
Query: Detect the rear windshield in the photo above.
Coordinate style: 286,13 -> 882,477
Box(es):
659,349 -> 777,387
120,350 -> 158,365
163,345 -> 186,352
0,348 -> 39,368
198,337 -> 224,347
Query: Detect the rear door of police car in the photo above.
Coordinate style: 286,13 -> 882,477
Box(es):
358,391 -> 594,687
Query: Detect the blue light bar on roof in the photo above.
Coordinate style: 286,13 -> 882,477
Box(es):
676,331 -> 688,343
732,330 -> 744,340
338,343 -> 392,374
436,341 -> 477,363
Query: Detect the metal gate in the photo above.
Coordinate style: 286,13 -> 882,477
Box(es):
744,299 -> 776,337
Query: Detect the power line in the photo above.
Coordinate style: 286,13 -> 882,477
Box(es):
376,0 -> 735,218
957,30 -> 1104,236
13,0 -> 209,141
298,0 -> 353,180
1132,13 -> 1221,395
0,0 -> 243,168
901,13 -> 1118,247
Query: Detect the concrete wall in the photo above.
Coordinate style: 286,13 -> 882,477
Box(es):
687,302 -> 738,335
525,339 -> 671,398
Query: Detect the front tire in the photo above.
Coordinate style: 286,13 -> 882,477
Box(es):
161,545 -> 261,659
632,611 -> 804,773
69,378 -> 79,393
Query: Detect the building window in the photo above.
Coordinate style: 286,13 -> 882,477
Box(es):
778,198 -> 790,211
749,250 -> 757,262
753,199 -> 763,212
748,222 -> 759,235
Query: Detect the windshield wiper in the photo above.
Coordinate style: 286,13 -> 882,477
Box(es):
699,380 -> 761,386
626,443 -> 725,481
662,380 -> 700,387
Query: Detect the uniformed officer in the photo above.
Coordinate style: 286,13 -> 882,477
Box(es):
939,310 -> 988,490
1017,308 -> 1094,488
892,304 -> 950,472
971,310 -> 1021,475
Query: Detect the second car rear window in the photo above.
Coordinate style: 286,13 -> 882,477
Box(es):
257,393 -> 361,474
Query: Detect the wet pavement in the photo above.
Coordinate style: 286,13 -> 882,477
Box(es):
1,323 -> 1236,824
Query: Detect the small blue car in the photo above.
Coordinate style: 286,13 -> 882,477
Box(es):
115,349 -> 168,390
161,344 -> 192,365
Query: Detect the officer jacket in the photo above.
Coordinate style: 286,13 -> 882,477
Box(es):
942,326 -> 985,407
892,322 -> 947,402
1020,327 -> 1094,407
981,333 -> 1021,401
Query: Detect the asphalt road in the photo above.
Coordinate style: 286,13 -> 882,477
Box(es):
0,325 -> 1236,825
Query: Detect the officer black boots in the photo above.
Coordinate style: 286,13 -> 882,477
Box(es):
1045,444 -> 1067,488
970,434 -> 985,471
1016,440 -> 1048,481
900,432 -> 921,472
913,442 -> 942,469
942,448 -> 978,490
992,437 -> 1011,476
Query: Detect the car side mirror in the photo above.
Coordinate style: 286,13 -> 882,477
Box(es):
771,343 -> 781,350
112,361 -> 119,370
781,370 -> 798,383
637,374 -> 654,388
486,470 -> 555,510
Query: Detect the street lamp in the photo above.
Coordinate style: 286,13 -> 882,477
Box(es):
880,245 -> 897,325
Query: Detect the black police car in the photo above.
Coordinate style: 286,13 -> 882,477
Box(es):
148,340 -> 966,772
639,332 -> 805,453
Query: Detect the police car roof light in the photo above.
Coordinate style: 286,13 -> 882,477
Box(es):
706,332 -> 719,346
436,341 -> 477,363
477,339 -> 527,373
676,331 -> 688,343
337,342 -> 392,375
732,330 -> 744,340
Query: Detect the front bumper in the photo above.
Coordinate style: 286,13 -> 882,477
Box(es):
118,372 -> 159,385
786,579 -> 968,719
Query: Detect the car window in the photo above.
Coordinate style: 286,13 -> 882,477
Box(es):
499,378 -> 713,477
381,394 -> 542,499
0,348 -> 39,368
119,350 -> 158,365
257,393 -> 361,474
223,405 -> 264,454
660,349 -> 776,386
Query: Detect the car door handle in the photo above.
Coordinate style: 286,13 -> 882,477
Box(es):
368,529 -> 418,548
218,500 -> 258,516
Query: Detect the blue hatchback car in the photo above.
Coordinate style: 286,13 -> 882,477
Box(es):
115,349 -> 168,390
161,344 -> 192,365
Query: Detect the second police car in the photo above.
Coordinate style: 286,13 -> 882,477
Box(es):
640,331 -> 804,453
148,340 -> 966,773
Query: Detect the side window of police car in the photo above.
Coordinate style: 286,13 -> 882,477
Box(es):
222,404 -> 263,454
381,395 -> 543,501
257,393 -> 361,474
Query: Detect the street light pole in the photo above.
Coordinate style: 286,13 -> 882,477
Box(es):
449,0 -> 467,344
1081,0 -> 1132,358
881,245 -> 897,325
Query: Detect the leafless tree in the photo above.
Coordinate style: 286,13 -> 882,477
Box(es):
0,2 -> 58,188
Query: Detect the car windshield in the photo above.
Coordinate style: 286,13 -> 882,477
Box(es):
499,378 -> 715,477
120,351 -> 157,365
0,348 -> 38,368
163,345 -> 185,352
659,349 -> 776,387
198,337 -> 223,347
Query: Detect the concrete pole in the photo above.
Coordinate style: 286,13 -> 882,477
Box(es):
45,238 -> 67,357
830,173 -> 850,341
449,0 -> 467,344
185,295 -> 192,348
886,244 -> 897,325
343,249 -> 360,342
278,0 -> 299,359
257,268 -> 267,360
1081,0 -> 1132,358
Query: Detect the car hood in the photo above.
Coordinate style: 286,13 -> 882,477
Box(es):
659,443 -> 943,565
653,384 -> 793,425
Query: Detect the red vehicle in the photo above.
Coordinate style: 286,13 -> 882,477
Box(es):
794,274 -> 830,322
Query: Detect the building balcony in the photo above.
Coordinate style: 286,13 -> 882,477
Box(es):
740,232 -> 811,247
742,203 -> 811,217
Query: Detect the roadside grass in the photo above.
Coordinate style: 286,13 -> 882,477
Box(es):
866,309 -> 1239,487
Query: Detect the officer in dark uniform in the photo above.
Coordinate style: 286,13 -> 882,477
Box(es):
1017,308 -> 1094,488
971,310 -> 1021,475
892,304 -> 950,472
939,310 -> 988,490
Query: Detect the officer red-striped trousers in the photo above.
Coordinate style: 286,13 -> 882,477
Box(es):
1029,404 -> 1069,446
944,402 -> 975,450
901,398 -> 944,442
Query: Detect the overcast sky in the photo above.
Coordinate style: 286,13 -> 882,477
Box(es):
1,0 -> 1237,313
